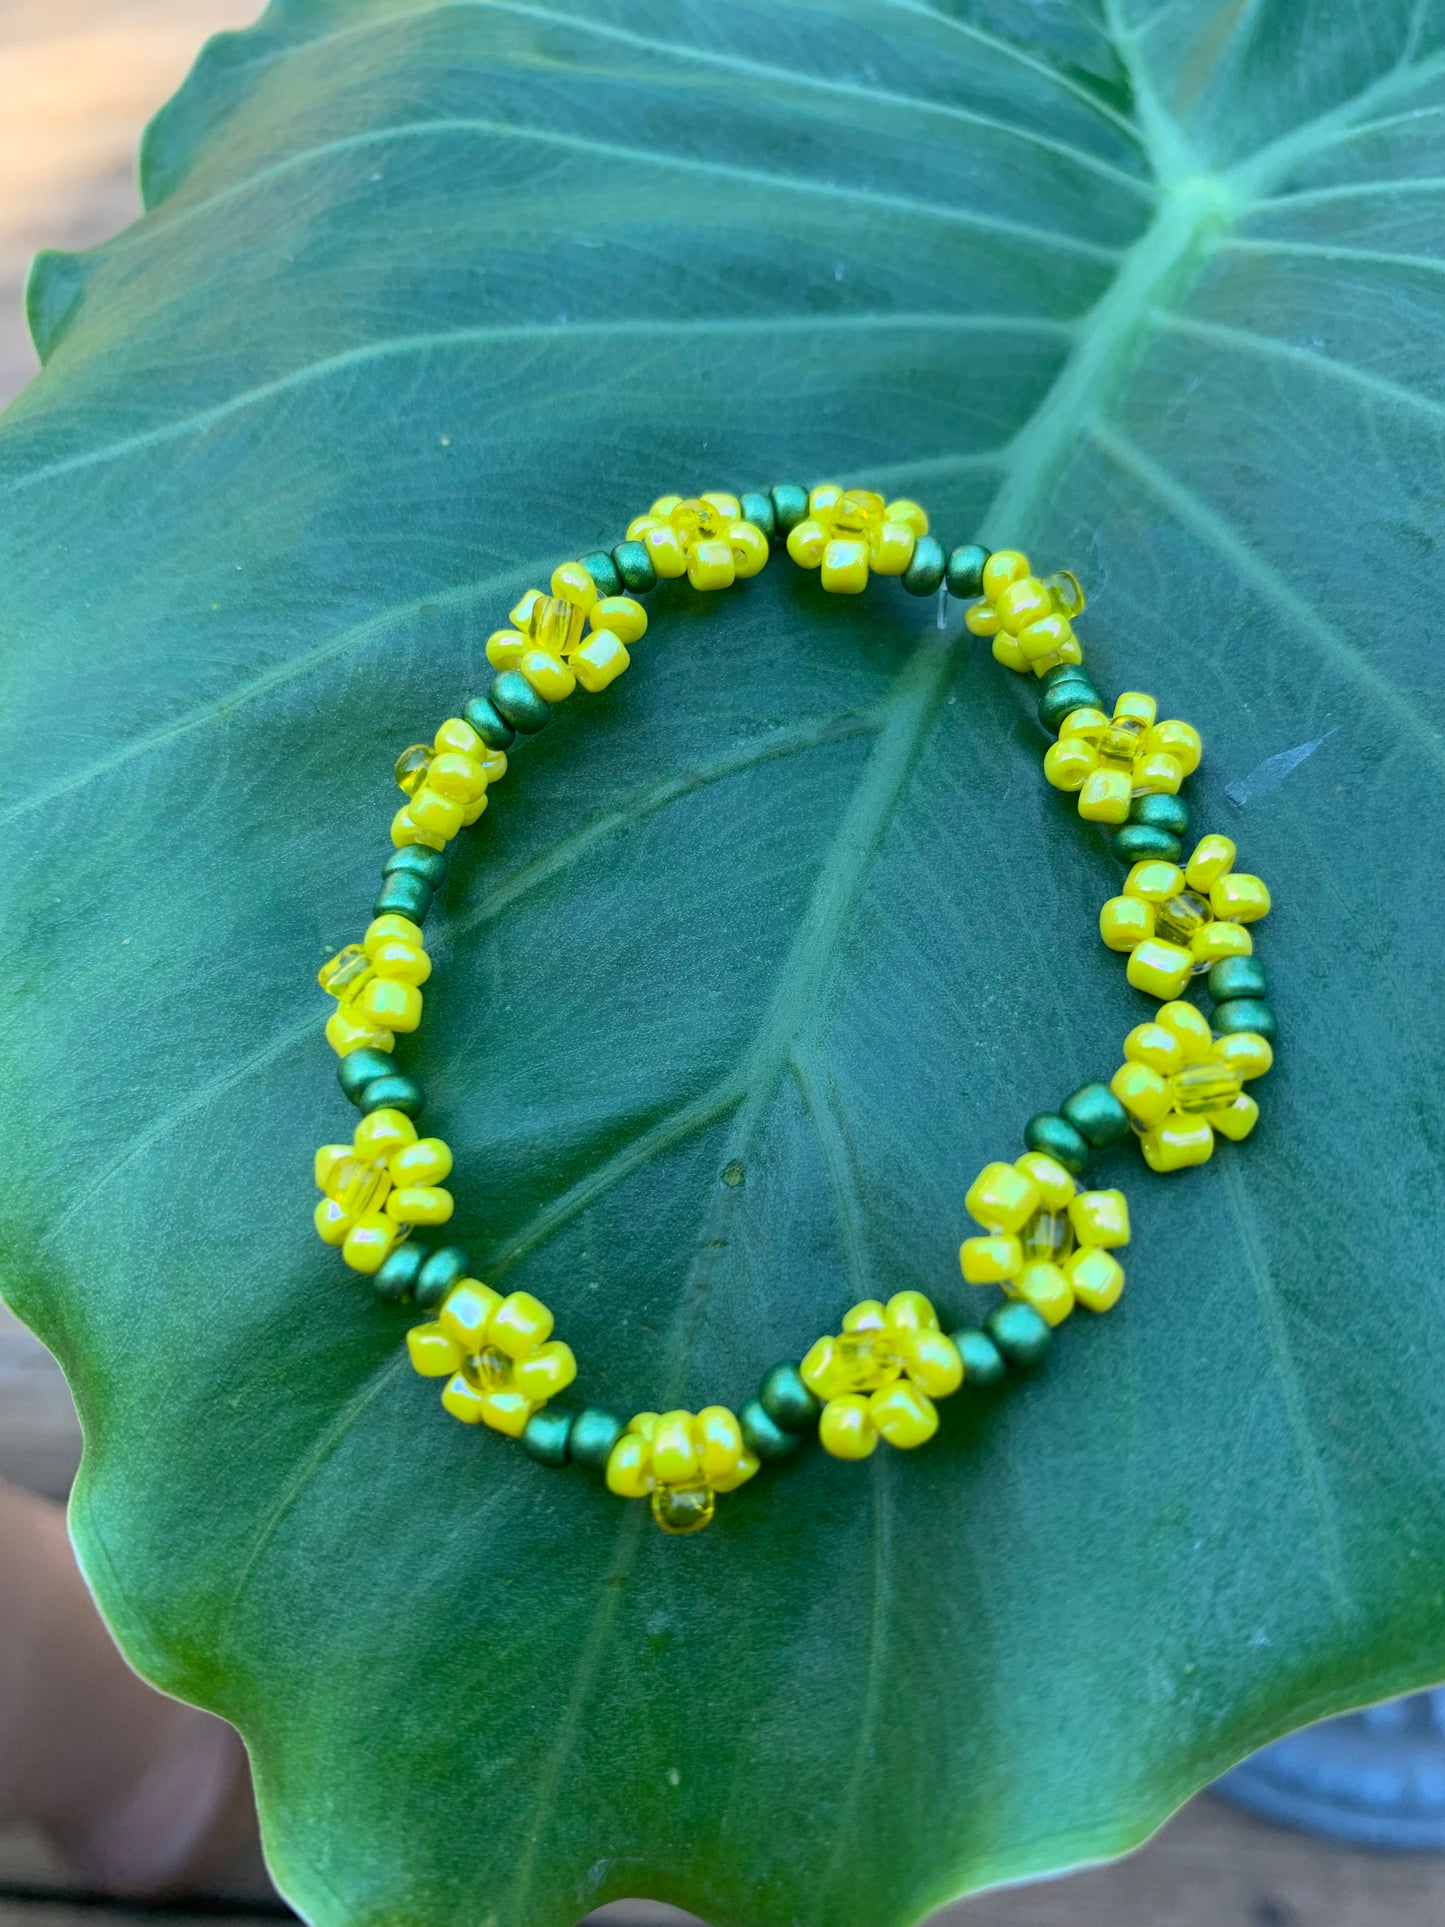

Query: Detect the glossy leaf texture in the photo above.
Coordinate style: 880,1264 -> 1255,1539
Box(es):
3,2 -> 1445,1923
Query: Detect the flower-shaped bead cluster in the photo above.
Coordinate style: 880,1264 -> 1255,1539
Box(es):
785,486 -> 927,594
314,1106 -> 454,1273
962,547 -> 1086,676
626,494 -> 769,592
408,1278 -> 577,1437
391,714 -> 506,853
1110,1001 -> 1274,1172
800,1291 -> 963,1459
486,562 -> 647,702
1101,836 -> 1272,999
319,914 -> 432,1057
960,1154 -> 1130,1327
1044,692 -> 1203,823
606,1407 -> 760,1534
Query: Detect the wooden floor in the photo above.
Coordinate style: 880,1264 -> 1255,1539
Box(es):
5,3 -> 1445,1920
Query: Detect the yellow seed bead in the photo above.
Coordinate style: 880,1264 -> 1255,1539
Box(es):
1067,1246 -> 1125,1312
648,494 -> 683,519
390,805 -> 445,852
884,1289 -> 937,1331
686,540 -> 735,591
1141,1116 -> 1215,1172
1016,613 -> 1073,665
490,1290 -> 554,1359
965,1160 -> 1040,1234
427,751 -> 488,804
550,561 -> 599,610
1215,1031 -> 1274,1080
1126,939 -> 1194,999
485,628 -> 527,670
1149,717 -> 1202,775
1049,633 -> 1084,672
841,1298 -> 888,1332
1014,1152 -> 1076,1209
439,1279 -> 503,1350
354,1107 -> 418,1158
1101,895 -> 1153,950
370,938 -> 431,986
385,1184 -> 453,1224
884,498 -> 928,538
1078,767 -> 1133,823
314,1143 -> 351,1190
314,1196 -> 349,1245
808,483 -> 842,516
1044,738 -> 1095,791
1185,834 -> 1237,888
1134,749 -> 1184,795
1013,1260 -> 1074,1325
820,536 -> 870,594
702,490 -> 742,519
1059,706 -> 1109,740
341,1212 -> 398,1273
1114,690 -> 1157,727
365,914 -> 424,952
1211,873 -> 1271,922
325,1007 -> 394,1057
406,1323 -> 464,1378
960,1233 -> 1022,1283
996,576 -> 1051,633
460,792 -> 488,827
728,522 -> 770,578
590,595 -> 647,643
697,1405 -> 746,1479
1069,1189 -> 1130,1247
1126,861 -> 1185,903
1210,1092 -> 1261,1141
799,1334 -> 839,1397
819,1395 -> 878,1460
519,649 -> 576,702
441,1373 -> 488,1424
651,1412 -> 702,1485
980,550 -> 1029,600
784,520 -> 824,569
712,1448 -> 761,1493
409,786 -> 466,839
1158,999 -> 1214,1058
901,1330 -> 963,1398
434,716 -> 483,759
606,1432 -> 653,1497
572,631 -> 630,693
360,977 -> 423,1033
1190,920 -> 1252,965
1124,1022 -> 1185,1073
389,1137 -> 452,1186
870,521 -> 915,574
965,601 -> 1001,637
480,749 -> 507,784
639,525 -> 684,576
1110,1060 -> 1171,1124
480,1388 -> 535,1437
869,1380 -> 939,1448
992,633 -> 1028,672
513,1340 -> 577,1401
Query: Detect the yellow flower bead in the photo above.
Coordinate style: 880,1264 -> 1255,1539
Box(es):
409,786 -> 465,839
1067,1246 -> 1125,1312
341,1212 -> 399,1273
520,650 -> 577,703
389,1137 -> 452,1186
980,550 -> 1029,600
572,631 -> 630,693
960,1233 -> 1023,1283
1126,938 -> 1195,999
961,1154 -> 1130,1326
786,520 -> 827,569
1014,1152 -> 1075,1208
1185,835 -> 1236,888
385,1185 -> 453,1224
434,716 -> 484,758
370,938 -> 430,986
1216,1030 -> 1274,1079
491,1290 -> 554,1358
406,1323 -> 463,1377
869,1380 -> 938,1447
314,1196 -> 349,1244
1015,1260 -> 1074,1325
964,1160 -> 1040,1234
1211,872 -> 1271,921
390,805 -> 445,852
819,1395 -> 878,1460
440,1374 -> 488,1424
1067,1188 -> 1129,1247
1078,767 -> 1133,823
1140,1115 -> 1215,1172
426,751 -> 488,804
551,560 -> 599,611
359,977 -> 422,1033
365,914 -> 424,952
513,1341 -> 577,1401
1100,895 -> 1153,950
355,1108 -> 417,1158
605,1431 -> 653,1497
439,1279 -> 503,1349
590,596 -> 648,644
325,1007 -> 394,1057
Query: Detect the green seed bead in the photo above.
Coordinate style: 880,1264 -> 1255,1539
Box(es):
1129,792 -> 1190,837
770,484 -> 810,536
1037,675 -> 1102,734
489,670 -> 552,735
522,1408 -> 575,1467
1211,997 -> 1277,1044
1023,1112 -> 1090,1175
359,1073 -> 423,1119
374,1243 -> 426,1303
945,543 -> 989,600
461,695 -> 516,750
1207,955 -> 1267,1004
415,1245 -> 470,1311
1060,1082 -> 1131,1148
568,1407 -> 625,1470
759,1362 -> 821,1433
739,1397 -> 802,1463
382,844 -> 447,888
373,872 -> 434,924
338,1047 -> 396,1104
579,550 -> 622,599
740,490 -> 776,541
902,534 -> 947,596
950,1327 -> 1007,1389
1111,823 -> 1183,864
986,1301 -> 1053,1369
611,540 -> 657,594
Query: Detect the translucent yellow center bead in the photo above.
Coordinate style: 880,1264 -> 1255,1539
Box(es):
672,497 -> 732,542
464,1344 -> 514,1393
1169,1061 -> 1244,1114
318,945 -> 374,1000
1152,889 -> 1212,948
1096,716 -> 1148,768
1018,1206 -> 1075,1265
1044,570 -> 1085,618
831,489 -> 886,535
653,1483 -> 716,1535
326,1153 -> 392,1220
830,1328 -> 903,1394
394,744 -> 434,797
519,591 -> 587,658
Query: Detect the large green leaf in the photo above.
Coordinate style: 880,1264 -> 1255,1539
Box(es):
4,1 -> 1444,1921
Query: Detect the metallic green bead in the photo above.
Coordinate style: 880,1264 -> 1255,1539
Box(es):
579,550 -> 622,599
489,670 -> 552,735
902,534 -> 947,596
415,1245 -> 470,1311
950,1327 -> 1007,1388
1129,792 -> 1189,837
1111,823 -> 1183,864
739,1397 -> 801,1463
986,1301 -> 1052,1369
611,540 -> 657,594
759,1361 -> 821,1433
740,491 -> 776,540
382,844 -> 447,887
945,543 -> 989,600
373,1243 -> 426,1303
359,1073 -> 423,1119
461,695 -> 516,750
1208,956 -> 1267,1004
770,484 -> 809,535
522,1408 -> 575,1467
1023,1112 -> 1090,1175
568,1407 -> 625,1470
337,1047 -> 396,1104
1212,997 -> 1277,1044
1060,1081 -> 1131,1148
373,872 -> 434,924
1037,675 -> 1102,734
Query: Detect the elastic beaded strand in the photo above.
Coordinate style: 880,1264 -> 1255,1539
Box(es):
310,488 -> 1276,1533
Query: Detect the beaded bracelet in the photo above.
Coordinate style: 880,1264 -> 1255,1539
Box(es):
312,486 -> 1276,1536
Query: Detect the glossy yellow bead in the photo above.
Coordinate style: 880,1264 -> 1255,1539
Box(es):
370,938 -> 431,985
481,1388 -> 535,1437
1134,749 -> 1184,794
481,749 -> 508,784
1185,834 -> 1237,888
786,519 -> 827,569
342,1211 -> 398,1273
819,1395 -> 878,1460
702,490 -> 741,518
572,631 -> 630,693
385,1184 -> 453,1224
1016,612 -> 1073,665
712,1448 -> 761,1493
1059,706 -> 1109,740
808,483 -> 843,517
1014,1260 -> 1074,1325
1191,920 -> 1252,965
488,1290 -> 553,1358
314,1143 -> 352,1190
365,915 -> 424,952
652,1412 -> 702,1485
1044,738 -> 1095,791
435,716 -> 483,758
513,1340 -> 577,1401
354,1107 -> 418,1158
966,1160 -> 1040,1234
885,497 -> 928,538
389,1137 -> 451,1186
841,1298 -> 887,1332
1110,1060 -> 1171,1125
1014,1153 -> 1075,1208
390,805 -> 445,852
550,560 -> 599,611
325,1007 -> 394,1057
314,1196 -> 349,1245
439,1279 -> 503,1349
485,628 -> 526,669
643,524 -> 690,577
686,541 -> 735,592
590,595 -> 647,643
427,751 -> 488,804
1067,1246 -> 1125,1312
1114,690 -> 1157,727
1215,1031 -> 1274,1080
407,1323 -> 464,1377
441,1372 -> 488,1424
1211,873 -> 1271,922
1148,717 -> 1202,775
520,649 -> 576,702
409,786 -> 466,839
960,1233 -> 1022,1283
729,522 -> 770,578
996,575 -> 1051,633
901,1330 -> 963,1397
965,600 -> 1001,636
697,1406 -> 745,1479
1127,860 -> 1185,902
980,550 -> 1029,600
1210,1092 -> 1260,1141
869,1380 -> 938,1448
799,1334 -> 839,1397
359,977 -> 422,1033
1068,1189 -> 1129,1247
460,792 -> 488,827
1141,1115 -> 1215,1172
992,632 -> 1028,671
1124,1022 -> 1185,1073
870,521 -> 915,574
1078,767 -> 1133,823
1126,939 -> 1194,999
821,537 -> 870,594
1158,999 -> 1214,1057
1101,896 -> 1153,950
883,1290 -> 937,1331
606,1432 -> 653,1497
